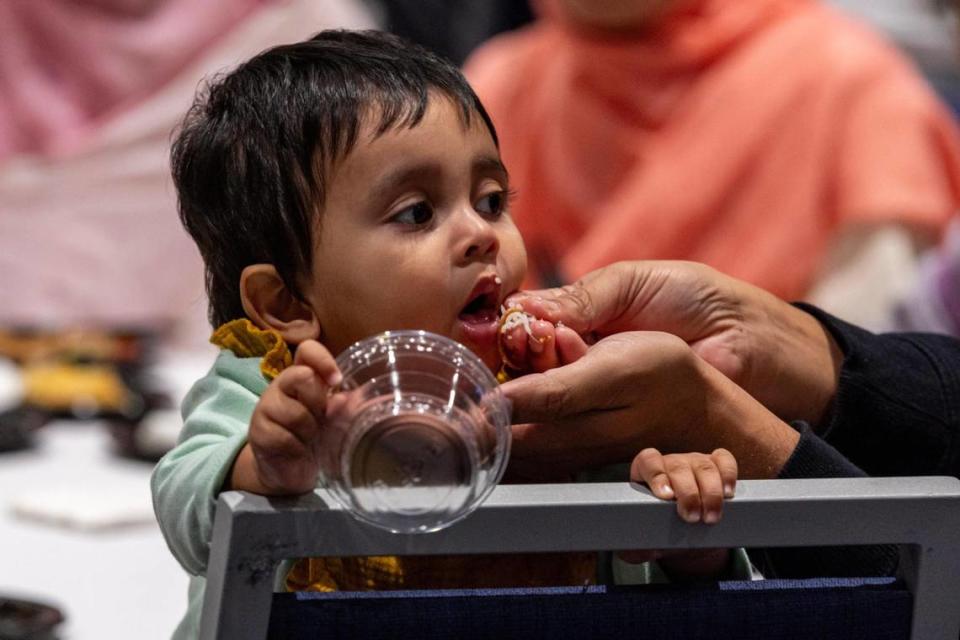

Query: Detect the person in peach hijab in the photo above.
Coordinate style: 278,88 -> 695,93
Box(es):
464,0 -> 960,328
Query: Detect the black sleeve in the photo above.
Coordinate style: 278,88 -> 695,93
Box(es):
754,309 -> 960,579
794,303 -> 960,478
777,420 -> 869,479
748,421 -> 899,579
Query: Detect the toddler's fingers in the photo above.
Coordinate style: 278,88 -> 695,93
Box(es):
711,448 -> 738,498
290,374 -> 332,428
499,323 -> 529,371
527,320 -> 558,372
630,448 -> 675,500
555,325 -> 589,365
692,457 -> 725,524
294,340 -> 342,387
265,368 -> 321,443
292,342 -> 341,424
664,458 -> 702,523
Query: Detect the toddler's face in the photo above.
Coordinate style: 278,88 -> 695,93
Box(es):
303,96 -> 527,372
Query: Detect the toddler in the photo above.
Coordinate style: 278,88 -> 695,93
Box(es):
152,30 -> 744,639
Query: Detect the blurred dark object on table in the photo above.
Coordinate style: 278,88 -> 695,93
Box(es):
106,392 -> 180,463
0,595 -> 64,640
0,327 -> 175,461
380,0 -> 533,65
0,328 -> 145,365
0,406 -> 49,454
0,327 -> 153,420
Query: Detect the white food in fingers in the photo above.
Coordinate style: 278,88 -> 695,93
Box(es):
499,305 -> 536,337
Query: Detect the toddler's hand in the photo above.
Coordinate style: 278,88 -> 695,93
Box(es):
618,448 -> 738,577
234,340 -> 342,495
631,447 -> 737,523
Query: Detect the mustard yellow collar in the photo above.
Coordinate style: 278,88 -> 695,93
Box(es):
210,319 -> 292,381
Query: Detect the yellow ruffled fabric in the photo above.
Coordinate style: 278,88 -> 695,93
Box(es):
209,318 -> 291,380
212,318 -> 597,592
285,552 -> 597,592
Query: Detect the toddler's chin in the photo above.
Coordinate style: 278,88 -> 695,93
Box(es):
470,345 -> 502,376
452,326 -> 504,377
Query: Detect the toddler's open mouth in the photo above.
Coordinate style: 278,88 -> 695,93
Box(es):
458,289 -> 499,325
458,276 -> 501,326
456,276 -> 505,350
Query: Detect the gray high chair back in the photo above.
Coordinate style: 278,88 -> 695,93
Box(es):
200,477 -> 960,640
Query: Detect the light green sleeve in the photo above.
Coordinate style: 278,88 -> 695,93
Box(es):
150,351 -> 268,576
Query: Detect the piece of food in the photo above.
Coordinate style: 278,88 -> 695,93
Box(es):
498,306 -> 536,337
496,306 -> 538,382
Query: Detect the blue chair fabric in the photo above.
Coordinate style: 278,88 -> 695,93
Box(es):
268,578 -> 910,640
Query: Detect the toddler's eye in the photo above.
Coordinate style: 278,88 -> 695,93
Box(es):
475,191 -> 507,218
391,202 -> 434,226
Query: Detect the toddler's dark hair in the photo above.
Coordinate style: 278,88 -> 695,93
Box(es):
171,30 -> 498,327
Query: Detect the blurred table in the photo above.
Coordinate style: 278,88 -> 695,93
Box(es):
0,343 -> 220,640
0,420 -> 189,639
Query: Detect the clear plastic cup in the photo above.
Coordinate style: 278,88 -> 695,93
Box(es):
318,330 -> 512,533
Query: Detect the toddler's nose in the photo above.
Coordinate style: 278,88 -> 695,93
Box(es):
458,210 -> 500,263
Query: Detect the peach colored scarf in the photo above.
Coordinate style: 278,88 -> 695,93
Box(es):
466,0 -> 960,298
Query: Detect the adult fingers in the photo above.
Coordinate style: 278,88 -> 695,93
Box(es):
500,330 -> 689,423
499,341 -> 630,424
500,361 -> 605,425
504,262 -> 645,336
555,324 -> 589,365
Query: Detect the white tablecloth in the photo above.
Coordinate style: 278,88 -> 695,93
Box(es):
0,417 -> 190,639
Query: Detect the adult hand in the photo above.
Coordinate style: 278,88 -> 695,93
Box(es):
504,261 -> 843,427
501,330 -> 800,479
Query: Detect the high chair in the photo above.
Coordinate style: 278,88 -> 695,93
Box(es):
199,476 -> 960,639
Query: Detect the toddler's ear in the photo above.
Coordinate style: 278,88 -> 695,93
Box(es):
240,264 -> 321,345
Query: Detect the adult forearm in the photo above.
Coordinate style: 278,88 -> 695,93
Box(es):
694,358 -> 800,479
712,281 -> 842,428
506,350 -> 801,480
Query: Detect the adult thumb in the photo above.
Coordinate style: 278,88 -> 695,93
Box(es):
500,352 -> 616,424
503,261 -> 646,337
